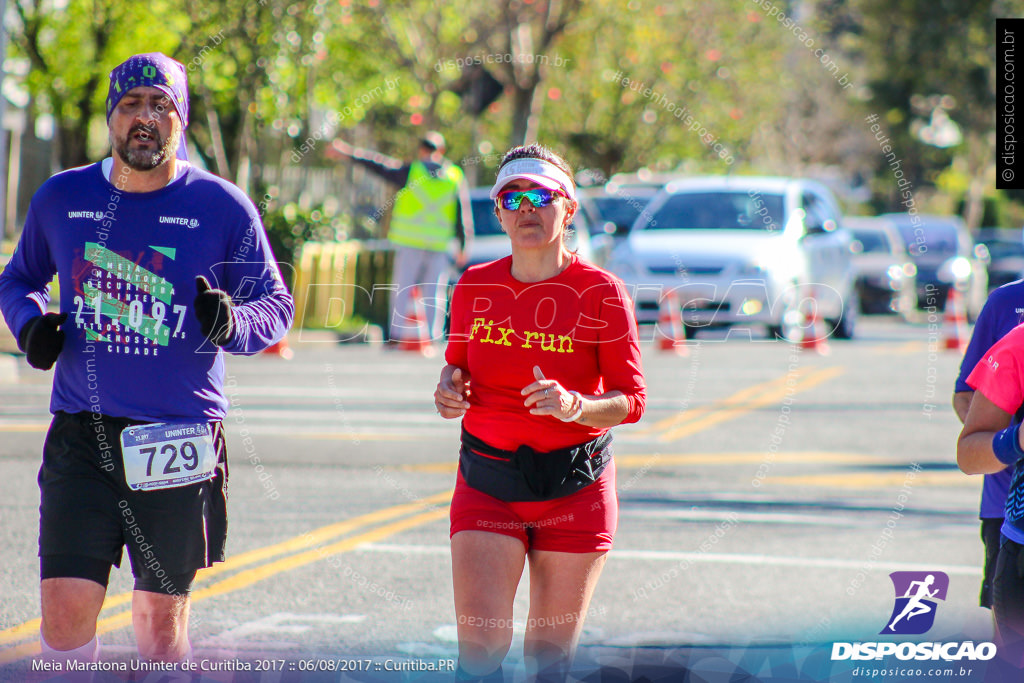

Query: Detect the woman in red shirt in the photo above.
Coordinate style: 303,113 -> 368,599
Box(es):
434,144 -> 646,682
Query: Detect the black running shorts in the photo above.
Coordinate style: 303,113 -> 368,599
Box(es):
994,538 -> 1024,666
981,517 -> 1002,608
38,411 -> 228,589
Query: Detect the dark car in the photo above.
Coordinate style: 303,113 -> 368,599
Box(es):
845,217 -> 917,318
975,228 -> 1024,291
580,185 -> 659,237
881,213 -> 988,318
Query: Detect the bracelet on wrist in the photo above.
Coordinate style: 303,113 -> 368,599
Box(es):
992,423 -> 1024,466
560,391 -> 584,423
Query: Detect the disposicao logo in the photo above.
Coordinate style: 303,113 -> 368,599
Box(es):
881,571 -> 948,635
831,570 -> 996,663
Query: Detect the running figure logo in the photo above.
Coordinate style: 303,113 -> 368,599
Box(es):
880,571 -> 949,635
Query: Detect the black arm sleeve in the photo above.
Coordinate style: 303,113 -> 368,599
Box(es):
349,151 -> 411,187
455,200 -> 465,249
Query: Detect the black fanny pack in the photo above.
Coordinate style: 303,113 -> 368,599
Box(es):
459,427 -> 612,502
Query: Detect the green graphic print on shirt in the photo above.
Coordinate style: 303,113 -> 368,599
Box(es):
73,242 -> 187,354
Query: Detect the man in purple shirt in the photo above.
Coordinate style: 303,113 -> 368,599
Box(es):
0,54 -> 293,665
953,279 -> 1024,611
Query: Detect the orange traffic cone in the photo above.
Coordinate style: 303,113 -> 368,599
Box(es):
943,287 -> 969,352
397,286 -> 436,357
799,287 -> 830,355
262,337 -> 294,359
656,291 -> 689,355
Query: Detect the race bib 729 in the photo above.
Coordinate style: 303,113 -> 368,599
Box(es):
120,422 -> 218,491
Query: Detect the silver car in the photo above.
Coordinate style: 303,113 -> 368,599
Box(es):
606,176 -> 858,340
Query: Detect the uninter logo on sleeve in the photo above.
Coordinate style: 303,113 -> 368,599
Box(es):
158,216 -> 200,229
67,211 -> 104,220
830,570 -> 995,663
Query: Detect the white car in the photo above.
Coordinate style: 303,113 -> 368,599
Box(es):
606,176 -> 858,340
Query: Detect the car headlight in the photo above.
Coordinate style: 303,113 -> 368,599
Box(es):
739,299 -> 764,316
950,257 -> 972,280
937,257 -> 972,283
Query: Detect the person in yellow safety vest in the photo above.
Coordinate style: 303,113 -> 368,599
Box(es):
329,131 -> 473,343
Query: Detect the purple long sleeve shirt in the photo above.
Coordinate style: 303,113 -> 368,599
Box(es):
0,162 -> 294,422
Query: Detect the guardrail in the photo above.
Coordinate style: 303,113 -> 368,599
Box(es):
292,240 -> 394,331
292,241 -> 360,328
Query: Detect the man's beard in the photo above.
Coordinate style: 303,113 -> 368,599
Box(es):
112,122 -> 180,171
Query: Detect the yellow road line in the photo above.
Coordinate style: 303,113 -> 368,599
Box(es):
0,506 -> 451,665
193,489 -> 452,582
658,366 -> 846,442
401,463 -> 459,474
634,373 -> 794,436
0,491 -> 452,649
187,507 -> 450,604
0,642 -> 38,667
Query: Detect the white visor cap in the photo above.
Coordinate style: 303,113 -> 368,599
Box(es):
490,157 -> 577,202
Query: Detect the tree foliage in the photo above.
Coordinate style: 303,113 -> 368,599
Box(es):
9,0 -> 182,168
5,0 -> 1013,225
846,0 -> 1009,225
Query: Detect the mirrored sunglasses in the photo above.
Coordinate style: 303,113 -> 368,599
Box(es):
496,187 -> 566,210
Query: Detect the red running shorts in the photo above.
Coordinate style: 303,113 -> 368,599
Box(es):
450,459 -> 617,553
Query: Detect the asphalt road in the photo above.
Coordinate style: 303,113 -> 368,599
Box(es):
0,317 -> 999,682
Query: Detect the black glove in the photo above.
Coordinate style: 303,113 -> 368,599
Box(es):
194,276 -> 235,346
17,312 -> 67,370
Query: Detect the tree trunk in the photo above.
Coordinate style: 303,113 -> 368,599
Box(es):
510,84 -> 534,146
962,169 -> 987,232
523,81 -> 546,144
234,110 -> 253,194
200,85 -> 232,179
962,133 -> 989,232
57,121 -> 90,170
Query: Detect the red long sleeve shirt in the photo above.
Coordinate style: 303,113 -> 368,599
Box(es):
445,255 -> 646,452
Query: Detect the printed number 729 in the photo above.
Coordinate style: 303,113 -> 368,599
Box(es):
141,442 -> 200,477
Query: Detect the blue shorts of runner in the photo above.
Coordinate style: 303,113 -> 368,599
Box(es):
38,411 -> 228,595
450,460 -> 617,553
